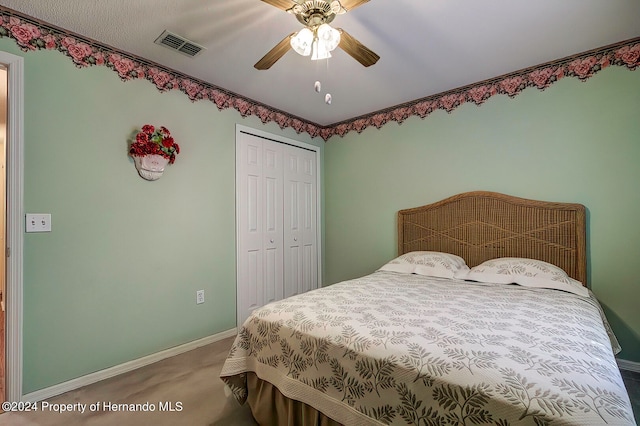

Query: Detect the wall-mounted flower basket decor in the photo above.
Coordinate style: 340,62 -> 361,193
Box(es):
129,125 -> 180,181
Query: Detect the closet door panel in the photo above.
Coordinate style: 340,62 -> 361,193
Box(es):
284,146 -> 317,298
301,151 -> 317,294
245,250 -> 261,312
237,136 -> 264,324
284,149 -> 301,298
284,180 -> 300,298
262,140 -> 284,304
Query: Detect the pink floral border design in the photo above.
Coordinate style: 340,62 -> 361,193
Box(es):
327,43 -> 640,138
1,7 -> 638,141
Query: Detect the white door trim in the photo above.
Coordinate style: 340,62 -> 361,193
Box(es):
235,124 -> 322,326
0,51 -> 24,402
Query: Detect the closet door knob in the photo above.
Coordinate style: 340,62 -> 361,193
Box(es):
294,237 -> 298,241
270,239 -> 274,243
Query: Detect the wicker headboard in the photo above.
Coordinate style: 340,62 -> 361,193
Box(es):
398,191 -> 587,285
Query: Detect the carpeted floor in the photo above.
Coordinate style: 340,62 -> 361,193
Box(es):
0,336 -> 256,426
0,336 -> 638,425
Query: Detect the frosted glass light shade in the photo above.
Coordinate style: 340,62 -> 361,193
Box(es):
290,28 -> 313,56
317,24 -> 340,52
311,39 -> 332,60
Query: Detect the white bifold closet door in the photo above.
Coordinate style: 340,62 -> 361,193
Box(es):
236,131 -> 318,326
283,145 -> 317,299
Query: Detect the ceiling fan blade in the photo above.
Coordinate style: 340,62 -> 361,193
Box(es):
338,29 -> 379,67
259,0 -> 293,11
254,33 -> 295,70
340,0 -> 370,11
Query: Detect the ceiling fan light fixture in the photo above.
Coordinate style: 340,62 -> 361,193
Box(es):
255,0 -> 378,69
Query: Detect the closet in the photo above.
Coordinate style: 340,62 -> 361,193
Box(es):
236,127 -> 320,326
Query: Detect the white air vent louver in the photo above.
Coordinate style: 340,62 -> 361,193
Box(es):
154,30 -> 205,58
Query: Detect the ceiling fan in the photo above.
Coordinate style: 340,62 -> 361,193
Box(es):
255,0 -> 380,70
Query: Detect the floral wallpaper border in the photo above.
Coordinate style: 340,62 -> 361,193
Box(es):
0,6 -> 638,141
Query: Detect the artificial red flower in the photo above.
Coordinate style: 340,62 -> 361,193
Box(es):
141,124 -> 155,134
162,136 -> 174,148
129,124 -> 180,164
136,132 -> 149,143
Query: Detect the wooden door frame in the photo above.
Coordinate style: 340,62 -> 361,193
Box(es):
0,51 -> 24,402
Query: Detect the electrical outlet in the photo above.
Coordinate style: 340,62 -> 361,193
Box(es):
196,290 -> 205,304
26,213 -> 52,233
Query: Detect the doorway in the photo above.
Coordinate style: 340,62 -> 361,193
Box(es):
0,65 -> 6,405
0,50 -> 24,404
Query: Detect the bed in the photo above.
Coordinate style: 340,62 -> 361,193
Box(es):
220,191 -> 636,425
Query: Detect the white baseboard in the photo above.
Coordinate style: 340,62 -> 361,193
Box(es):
22,328 -> 237,403
617,358 -> 640,373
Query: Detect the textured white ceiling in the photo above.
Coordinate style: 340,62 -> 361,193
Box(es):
1,0 -> 639,125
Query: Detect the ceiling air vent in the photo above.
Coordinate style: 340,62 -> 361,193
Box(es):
154,30 -> 205,58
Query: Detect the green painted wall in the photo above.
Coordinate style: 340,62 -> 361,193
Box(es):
0,39 -> 322,393
324,66 -> 640,362
3,32 -> 639,394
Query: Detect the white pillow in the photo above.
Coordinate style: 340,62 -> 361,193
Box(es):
379,251 -> 469,279
459,257 -> 588,297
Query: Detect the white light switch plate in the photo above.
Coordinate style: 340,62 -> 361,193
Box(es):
26,213 -> 52,233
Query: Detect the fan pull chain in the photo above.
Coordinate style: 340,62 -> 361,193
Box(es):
312,58 -> 333,104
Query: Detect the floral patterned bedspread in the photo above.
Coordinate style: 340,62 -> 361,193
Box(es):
220,271 -> 635,425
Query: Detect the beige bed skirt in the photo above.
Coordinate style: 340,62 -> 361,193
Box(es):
246,372 -> 343,426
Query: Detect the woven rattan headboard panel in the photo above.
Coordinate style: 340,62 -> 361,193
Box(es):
397,191 -> 587,285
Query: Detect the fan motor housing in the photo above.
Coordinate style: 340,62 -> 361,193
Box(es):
293,1 -> 338,26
